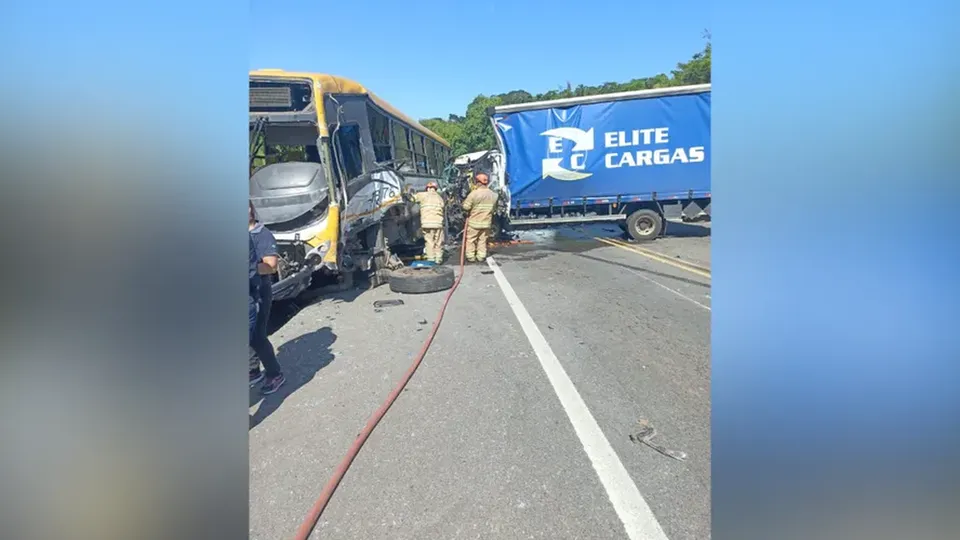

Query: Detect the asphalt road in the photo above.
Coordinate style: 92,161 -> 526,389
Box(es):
250,223 -> 711,540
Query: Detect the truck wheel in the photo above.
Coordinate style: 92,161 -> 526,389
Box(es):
388,266 -> 456,294
625,209 -> 663,242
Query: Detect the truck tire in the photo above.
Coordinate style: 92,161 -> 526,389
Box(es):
388,266 -> 456,294
625,209 -> 663,242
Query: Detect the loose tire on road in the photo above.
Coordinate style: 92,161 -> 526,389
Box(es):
625,209 -> 663,242
388,265 -> 456,294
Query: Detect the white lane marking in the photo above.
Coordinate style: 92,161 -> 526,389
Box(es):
486,257 -> 670,540
627,269 -> 711,312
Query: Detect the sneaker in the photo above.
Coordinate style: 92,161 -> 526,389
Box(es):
261,374 -> 286,395
249,369 -> 264,387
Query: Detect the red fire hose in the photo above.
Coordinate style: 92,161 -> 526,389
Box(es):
292,226 -> 470,540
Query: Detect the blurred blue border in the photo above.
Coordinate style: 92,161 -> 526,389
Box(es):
714,0 -> 958,538
1,2 -> 250,539
2,0 -> 958,539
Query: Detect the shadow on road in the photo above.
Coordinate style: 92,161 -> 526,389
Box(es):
576,253 -> 711,289
250,326 -> 338,430
267,284 -> 366,335
663,220 -> 711,238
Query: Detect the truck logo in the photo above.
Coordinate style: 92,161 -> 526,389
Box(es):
541,127 -> 594,181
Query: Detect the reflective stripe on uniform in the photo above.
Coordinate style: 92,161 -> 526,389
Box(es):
463,186 -> 498,228
415,191 -> 445,229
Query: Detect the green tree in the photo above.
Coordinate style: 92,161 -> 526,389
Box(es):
457,94 -> 502,155
420,117 -> 464,149
672,30 -> 711,85
499,90 -> 534,105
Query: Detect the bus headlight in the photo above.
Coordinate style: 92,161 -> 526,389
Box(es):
305,241 -> 331,263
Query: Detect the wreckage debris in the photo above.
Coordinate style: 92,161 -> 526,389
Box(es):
629,419 -> 687,462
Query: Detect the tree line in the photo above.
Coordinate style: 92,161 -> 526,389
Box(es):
420,33 -> 711,157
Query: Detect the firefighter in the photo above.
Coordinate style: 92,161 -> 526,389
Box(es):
413,181 -> 445,264
461,172 -> 499,263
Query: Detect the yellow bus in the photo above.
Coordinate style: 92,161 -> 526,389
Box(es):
249,70 -> 452,299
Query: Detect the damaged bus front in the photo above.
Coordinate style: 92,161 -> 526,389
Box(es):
250,74 -> 339,301
249,70 -> 453,300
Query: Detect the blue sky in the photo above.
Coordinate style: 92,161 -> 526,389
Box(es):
250,0 -> 709,120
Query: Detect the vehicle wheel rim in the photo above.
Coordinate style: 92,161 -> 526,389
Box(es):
635,218 -> 655,236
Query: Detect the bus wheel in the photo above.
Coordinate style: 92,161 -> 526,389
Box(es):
625,209 -> 662,242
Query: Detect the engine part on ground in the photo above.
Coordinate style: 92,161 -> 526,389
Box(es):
385,253 -> 405,270
387,266 -> 456,294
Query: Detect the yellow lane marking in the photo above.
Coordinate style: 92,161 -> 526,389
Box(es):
606,238 -> 712,273
595,237 -> 711,280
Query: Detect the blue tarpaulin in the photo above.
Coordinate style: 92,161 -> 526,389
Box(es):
492,91 -> 710,205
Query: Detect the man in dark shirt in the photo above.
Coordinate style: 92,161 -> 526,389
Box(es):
249,233 -> 260,344
249,201 -> 285,395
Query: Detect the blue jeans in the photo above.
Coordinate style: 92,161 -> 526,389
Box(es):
249,293 -> 259,342
249,283 -> 282,378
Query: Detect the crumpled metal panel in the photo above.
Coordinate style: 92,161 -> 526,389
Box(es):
249,162 -> 329,225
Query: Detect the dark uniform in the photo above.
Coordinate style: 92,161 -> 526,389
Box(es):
249,234 -> 260,343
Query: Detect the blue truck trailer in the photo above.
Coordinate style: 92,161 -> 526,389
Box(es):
488,83 -> 710,241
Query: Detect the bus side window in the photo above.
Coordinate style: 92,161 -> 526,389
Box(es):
392,122 -> 413,169
427,141 -> 438,175
367,105 -> 393,163
412,134 -> 428,173
334,124 -> 364,179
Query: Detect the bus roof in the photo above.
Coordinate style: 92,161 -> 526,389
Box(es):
250,69 -> 449,146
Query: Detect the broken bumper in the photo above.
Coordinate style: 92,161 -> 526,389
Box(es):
271,265 -> 314,301
270,241 -> 332,302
